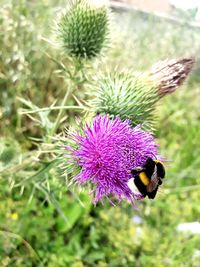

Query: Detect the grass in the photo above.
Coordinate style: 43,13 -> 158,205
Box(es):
0,1 -> 200,266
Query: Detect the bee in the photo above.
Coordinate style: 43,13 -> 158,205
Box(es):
127,157 -> 165,199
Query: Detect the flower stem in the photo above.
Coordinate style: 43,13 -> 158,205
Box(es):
49,87 -> 71,137
49,58 -> 87,139
20,105 -> 87,114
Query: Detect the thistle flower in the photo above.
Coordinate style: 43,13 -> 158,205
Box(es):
65,114 -> 159,204
58,0 -> 111,59
93,58 -> 194,129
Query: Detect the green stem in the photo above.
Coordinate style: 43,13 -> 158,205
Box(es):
20,105 -> 87,114
50,60 -> 85,135
49,87 -> 72,137
0,229 -> 41,263
47,58 -> 88,140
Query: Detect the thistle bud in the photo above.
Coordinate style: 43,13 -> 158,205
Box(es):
92,72 -> 159,129
58,0 -> 111,59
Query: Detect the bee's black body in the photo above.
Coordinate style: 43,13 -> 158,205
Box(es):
130,157 -> 165,199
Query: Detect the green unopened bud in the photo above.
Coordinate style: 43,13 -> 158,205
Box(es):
58,0 -> 111,59
93,72 -> 159,130
0,146 -> 16,165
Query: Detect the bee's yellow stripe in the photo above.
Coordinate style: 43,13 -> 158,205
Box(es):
139,172 -> 150,186
154,159 -> 163,165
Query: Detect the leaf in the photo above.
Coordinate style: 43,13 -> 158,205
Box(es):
15,159 -> 58,187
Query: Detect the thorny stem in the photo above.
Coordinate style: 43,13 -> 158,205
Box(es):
20,105 -> 88,114
49,86 -> 72,137
49,58 -> 87,138
0,149 -> 44,174
0,229 -> 41,262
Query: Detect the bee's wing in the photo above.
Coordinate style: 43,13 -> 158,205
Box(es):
150,165 -> 158,181
147,165 -> 159,192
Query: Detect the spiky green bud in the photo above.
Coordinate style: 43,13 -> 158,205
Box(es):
58,0 -> 111,59
0,146 -> 16,165
93,72 -> 159,130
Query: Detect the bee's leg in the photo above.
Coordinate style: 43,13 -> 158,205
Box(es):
147,186 -> 159,199
158,178 -> 163,185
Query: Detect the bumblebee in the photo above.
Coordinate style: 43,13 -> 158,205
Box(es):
127,157 -> 165,199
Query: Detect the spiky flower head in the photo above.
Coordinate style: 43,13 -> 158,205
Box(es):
93,72 -> 159,130
64,114 -> 159,204
58,0 -> 111,59
93,58 -> 194,129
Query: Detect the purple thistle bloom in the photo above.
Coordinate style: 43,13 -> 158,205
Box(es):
66,115 -> 159,204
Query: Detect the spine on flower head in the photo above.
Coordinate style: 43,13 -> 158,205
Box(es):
57,0 -> 111,59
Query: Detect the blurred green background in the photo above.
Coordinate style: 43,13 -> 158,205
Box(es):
0,1 -> 200,266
